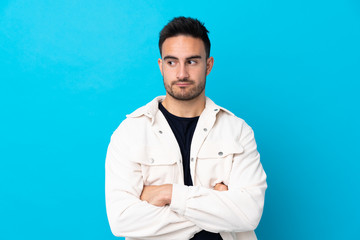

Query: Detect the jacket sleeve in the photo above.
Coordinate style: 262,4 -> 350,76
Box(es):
105,129 -> 201,240
169,122 -> 267,233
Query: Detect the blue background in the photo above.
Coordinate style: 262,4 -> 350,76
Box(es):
1,0 -> 359,239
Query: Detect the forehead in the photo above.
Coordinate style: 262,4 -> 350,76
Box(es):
161,35 -> 206,58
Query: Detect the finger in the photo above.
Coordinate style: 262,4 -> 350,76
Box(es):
214,183 -> 228,191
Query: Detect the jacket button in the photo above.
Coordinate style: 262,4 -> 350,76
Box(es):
218,152 -> 223,156
214,109 -> 219,111
150,158 -> 154,163
190,157 -> 194,162
203,128 -> 207,132
159,130 -> 163,134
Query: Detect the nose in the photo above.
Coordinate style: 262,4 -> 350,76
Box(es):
177,63 -> 190,79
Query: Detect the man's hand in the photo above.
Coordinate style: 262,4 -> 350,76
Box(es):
214,182 -> 228,191
140,184 -> 173,207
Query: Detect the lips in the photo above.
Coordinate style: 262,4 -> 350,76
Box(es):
173,80 -> 194,87
176,83 -> 191,86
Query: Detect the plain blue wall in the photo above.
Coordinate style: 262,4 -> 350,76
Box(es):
1,0 -> 359,239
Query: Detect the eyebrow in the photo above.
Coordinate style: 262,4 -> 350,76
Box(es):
163,55 -> 202,60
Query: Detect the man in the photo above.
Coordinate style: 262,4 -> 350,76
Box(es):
105,17 -> 267,240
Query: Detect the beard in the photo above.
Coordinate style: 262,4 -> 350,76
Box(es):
163,78 -> 206,101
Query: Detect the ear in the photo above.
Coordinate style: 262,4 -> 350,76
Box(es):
206,57 -> 214,76
158,58 -> 163,76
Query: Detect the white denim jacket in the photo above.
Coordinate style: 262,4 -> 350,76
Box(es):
105,96 -> 267,240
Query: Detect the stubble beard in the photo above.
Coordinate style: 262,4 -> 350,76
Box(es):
164,78 -> 206,101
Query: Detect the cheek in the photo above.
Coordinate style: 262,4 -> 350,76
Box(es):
193,69 -> 207,80
162,73 -> 173,87
163,68 -> 176,80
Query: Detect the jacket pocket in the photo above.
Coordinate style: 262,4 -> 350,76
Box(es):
196,142 -> 244,187
139,148 -> 178,185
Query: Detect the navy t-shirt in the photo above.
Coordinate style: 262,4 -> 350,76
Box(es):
159,102 -> 223,240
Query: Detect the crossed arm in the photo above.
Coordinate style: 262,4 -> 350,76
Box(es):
140,183 -> 228,207
106,122 -> 267,239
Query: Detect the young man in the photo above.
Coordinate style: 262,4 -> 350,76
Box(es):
105,17 -> 267,240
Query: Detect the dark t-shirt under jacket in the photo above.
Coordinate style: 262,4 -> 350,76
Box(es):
159,102 -> 223,240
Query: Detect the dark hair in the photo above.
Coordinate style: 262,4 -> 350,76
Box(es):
159,16 -> 211,58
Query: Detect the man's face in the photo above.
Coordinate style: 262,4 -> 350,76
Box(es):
158,35 -> 214,101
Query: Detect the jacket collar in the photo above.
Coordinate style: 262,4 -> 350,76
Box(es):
126,95 -> 234,119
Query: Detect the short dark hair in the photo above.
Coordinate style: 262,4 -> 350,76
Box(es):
159,16 -> 211,58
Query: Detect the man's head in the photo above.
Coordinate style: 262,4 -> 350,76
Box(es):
159,17 -> 211,59
158,17 -> 214,101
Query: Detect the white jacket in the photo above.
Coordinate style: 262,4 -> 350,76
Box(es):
105,96 -> 267,240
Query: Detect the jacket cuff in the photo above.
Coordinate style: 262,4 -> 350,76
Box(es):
170,184 -> 189,216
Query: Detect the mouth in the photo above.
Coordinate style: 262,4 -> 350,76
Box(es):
174,81 -> 193,87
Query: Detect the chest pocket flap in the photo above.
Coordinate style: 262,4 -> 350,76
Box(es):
146,148 -> 177,165
137,147 -> 179,185
197,141 -> 244,159
130,147 -> 177,165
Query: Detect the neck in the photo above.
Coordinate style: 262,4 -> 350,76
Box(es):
161,93 -> 206,118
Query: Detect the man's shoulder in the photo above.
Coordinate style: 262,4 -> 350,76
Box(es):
207,97 -> 245,123
126,96 -> 165,119
217,109 -> 247,132
111,96 -> 164,135
208,99 -> 255,137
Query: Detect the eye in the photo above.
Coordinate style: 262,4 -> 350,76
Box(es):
167,60 -> 176,66
188,60 -> 197,65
